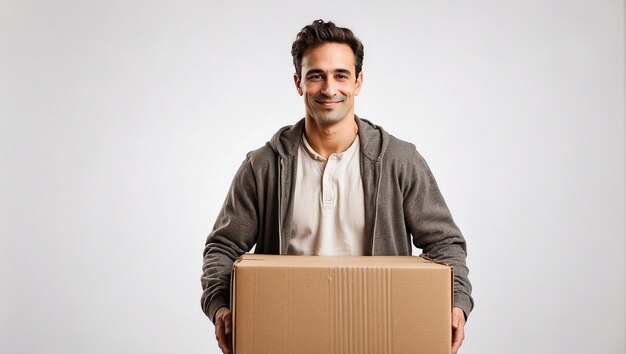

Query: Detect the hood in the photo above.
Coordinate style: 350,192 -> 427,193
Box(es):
268,116 -> 389,161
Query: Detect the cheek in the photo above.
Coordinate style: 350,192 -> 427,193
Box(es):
340,84 -> 357,96
302,86 -> 316,97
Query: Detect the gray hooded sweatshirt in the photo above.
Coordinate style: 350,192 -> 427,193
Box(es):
201,117 -> 474,322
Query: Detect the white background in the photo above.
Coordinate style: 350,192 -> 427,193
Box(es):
1,1 -> 624,353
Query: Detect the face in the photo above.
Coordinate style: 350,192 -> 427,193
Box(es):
294,42 -> 363,127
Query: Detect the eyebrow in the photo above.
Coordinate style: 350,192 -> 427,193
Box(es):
304,68 -> 353,76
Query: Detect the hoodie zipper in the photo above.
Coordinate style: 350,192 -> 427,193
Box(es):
277,157 -> 284,254
371,155 -> 383,255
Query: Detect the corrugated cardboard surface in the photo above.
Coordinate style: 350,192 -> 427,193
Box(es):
232,255 -> 452,354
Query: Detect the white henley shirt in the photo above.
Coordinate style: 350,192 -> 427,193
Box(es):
287,134 -> 366,256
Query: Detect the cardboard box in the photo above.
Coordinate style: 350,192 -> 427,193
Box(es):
232,254 -> 452,354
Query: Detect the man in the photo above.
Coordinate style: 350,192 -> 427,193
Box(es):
201,19 -> 473,354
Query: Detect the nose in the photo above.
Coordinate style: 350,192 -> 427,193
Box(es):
321,78 -> 337,97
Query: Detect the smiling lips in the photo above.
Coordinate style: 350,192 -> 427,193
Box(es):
316,100 -> 343,108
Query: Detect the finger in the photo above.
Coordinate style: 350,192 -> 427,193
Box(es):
451,321 -> 465,353
217,332 -> 231,354
223,333 -> 233,354
215,318 -> 230,354
215,317 -> 223,342
224,311 -> 232,336
220,341 -> 233,354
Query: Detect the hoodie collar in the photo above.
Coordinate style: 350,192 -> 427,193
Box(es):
269,115 -> 388,161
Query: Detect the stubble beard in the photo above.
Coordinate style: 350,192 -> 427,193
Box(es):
308,95 -> 352,128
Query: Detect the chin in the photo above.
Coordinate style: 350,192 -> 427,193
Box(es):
313,112 -> 349,125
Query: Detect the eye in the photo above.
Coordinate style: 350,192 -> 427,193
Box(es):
307,74 -> 323,81
336,74 -> 350,80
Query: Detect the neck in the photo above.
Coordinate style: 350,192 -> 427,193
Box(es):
304,115 -> 358,159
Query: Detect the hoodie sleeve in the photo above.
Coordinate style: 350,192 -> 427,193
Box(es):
201,156 -> 259,323
403,150 -> 474,319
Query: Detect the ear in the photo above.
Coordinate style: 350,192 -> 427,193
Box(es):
294,74 -> 303,96
354,71 -> 363,96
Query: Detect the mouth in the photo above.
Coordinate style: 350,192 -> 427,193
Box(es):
315,100 -> 343,108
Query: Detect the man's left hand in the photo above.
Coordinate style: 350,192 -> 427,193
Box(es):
451,306 -> 466,353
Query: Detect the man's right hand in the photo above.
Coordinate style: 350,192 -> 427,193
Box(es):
215,307 -> 232,354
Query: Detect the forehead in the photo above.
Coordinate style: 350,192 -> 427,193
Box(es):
301,42 -> 356,72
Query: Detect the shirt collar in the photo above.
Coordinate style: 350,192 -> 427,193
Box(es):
301,134 -> 360,161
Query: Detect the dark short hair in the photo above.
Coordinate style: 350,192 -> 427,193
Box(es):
291,19 -> 365,80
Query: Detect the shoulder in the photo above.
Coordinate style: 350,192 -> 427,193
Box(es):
357,117 -> 425,164
384,133 -> 428,168
243,142 -> 278,172
241,118 -> 304,169
386,134 -> 418,156
381,133 -> 439,191
230,119 -> 304,181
